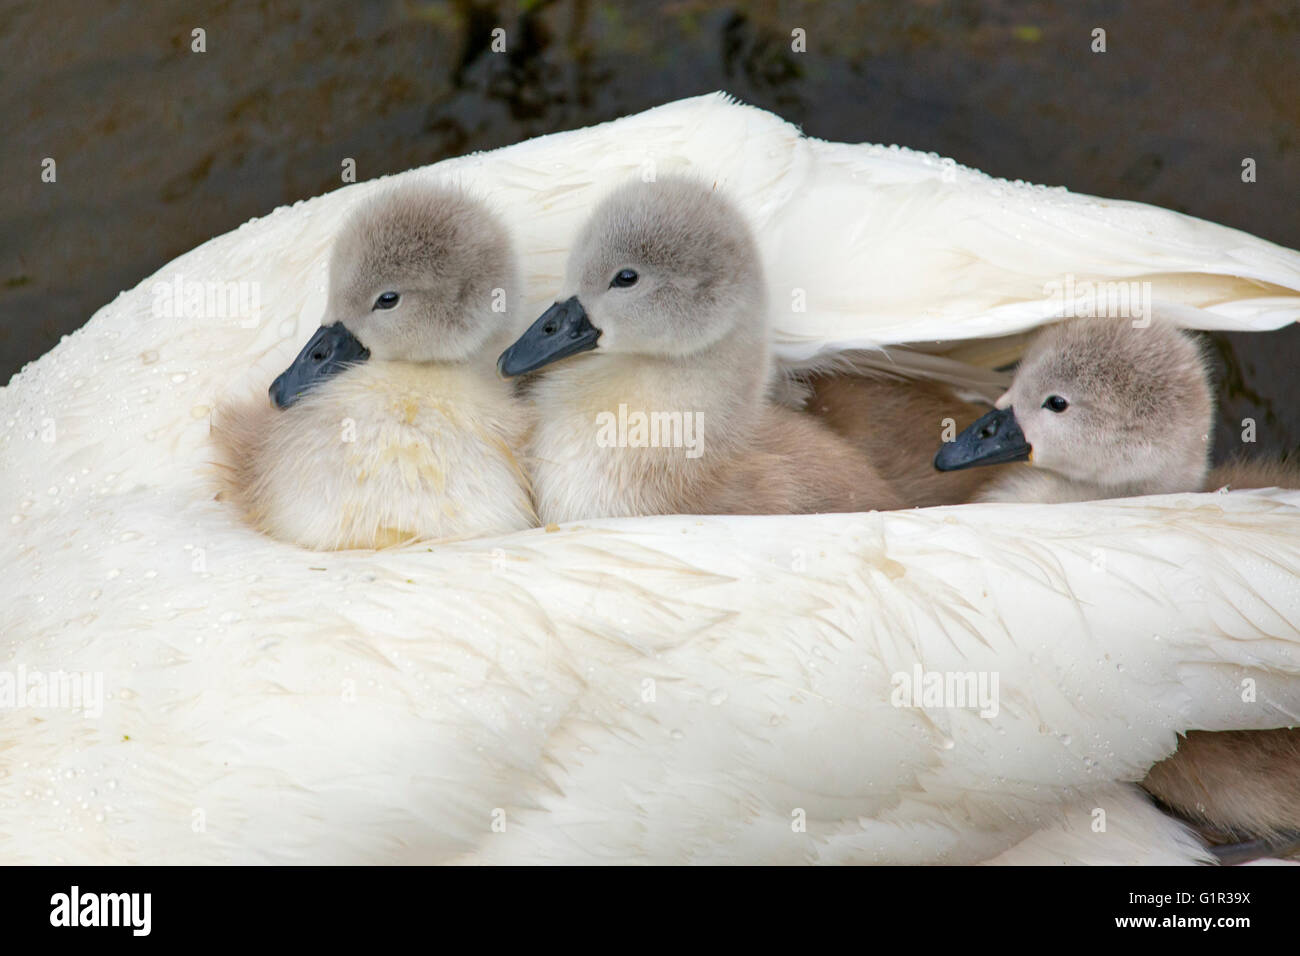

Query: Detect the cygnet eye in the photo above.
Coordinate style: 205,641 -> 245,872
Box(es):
373,291 -> 401,310
610,269 -> 638,289
1043,395 -> 1069,413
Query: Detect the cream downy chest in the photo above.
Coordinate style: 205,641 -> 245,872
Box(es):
227,361 -> 534,549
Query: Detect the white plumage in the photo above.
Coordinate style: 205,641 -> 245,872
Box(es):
2,93 -> 1298,864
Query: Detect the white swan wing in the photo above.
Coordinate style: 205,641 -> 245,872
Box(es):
765,135 -> 1300,360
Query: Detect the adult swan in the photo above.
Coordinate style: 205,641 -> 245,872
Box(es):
2,94 -> 1298,864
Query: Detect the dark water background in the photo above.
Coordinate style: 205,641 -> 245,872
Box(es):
1,0 -> 1297,461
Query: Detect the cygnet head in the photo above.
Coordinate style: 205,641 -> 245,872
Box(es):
935,317 -> 1213,493
496,176 -> 767,377
271,182 -> 518,408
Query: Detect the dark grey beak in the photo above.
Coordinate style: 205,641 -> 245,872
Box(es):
270,323 -> 370,409
934,406 -> 1032,471
497,296 -> 601,378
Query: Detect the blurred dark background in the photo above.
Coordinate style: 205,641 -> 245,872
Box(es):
1,0 -> 1297,459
